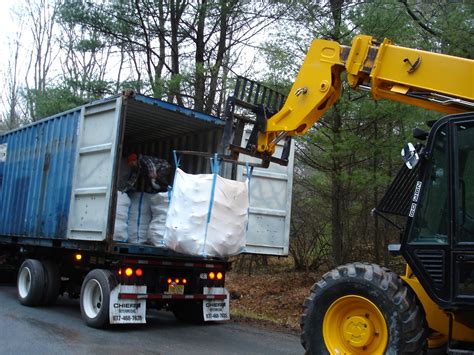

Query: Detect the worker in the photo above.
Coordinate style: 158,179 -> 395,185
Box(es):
122,153 -> 172,193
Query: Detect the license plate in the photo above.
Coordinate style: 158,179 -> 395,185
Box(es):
167,284 -> 184,294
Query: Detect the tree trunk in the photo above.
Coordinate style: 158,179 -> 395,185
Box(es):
330,109 -> 343,267
169,0 -> 185,106
194,0 -> 206,112
373,121 -> 380,264
204,0 -> 231,114
154,0 -> 167,98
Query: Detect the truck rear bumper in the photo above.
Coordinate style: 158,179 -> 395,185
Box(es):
119,293 -> 227,300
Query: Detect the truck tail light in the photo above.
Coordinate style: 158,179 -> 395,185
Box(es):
75,253 -> 82,261
118,267 -> 143,278
182,278 -> 187,284
217,272 -> 223,280
209,272 -> 215,280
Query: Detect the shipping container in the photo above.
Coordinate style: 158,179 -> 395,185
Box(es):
0,91 -> 293,328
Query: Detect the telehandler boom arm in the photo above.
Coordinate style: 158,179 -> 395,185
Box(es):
256,35 -> 474,157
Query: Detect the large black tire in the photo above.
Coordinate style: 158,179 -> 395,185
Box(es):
41,260 -> 61,306
17,259 -> 45,306
300,263 -> 427,355
172,301 -> 205,323
80,269 -> 117,329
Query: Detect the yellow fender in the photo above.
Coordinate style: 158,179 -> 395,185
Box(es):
401,265 -> 474,347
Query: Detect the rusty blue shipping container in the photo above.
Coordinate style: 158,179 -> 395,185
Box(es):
0,110 -> 81,238
0,92 -> 294,256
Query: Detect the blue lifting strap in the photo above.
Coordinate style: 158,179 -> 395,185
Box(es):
201,153 -> 221,257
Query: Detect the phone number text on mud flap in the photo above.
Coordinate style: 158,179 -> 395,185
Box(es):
205,313 -> 228,319
112,315 -> 143,321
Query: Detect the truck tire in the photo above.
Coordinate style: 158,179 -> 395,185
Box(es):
172,301 -> 204,323
80,269 -> 117,329
41,260 -> 60,306
17,259 -> 45,306
300,263 -> 427,355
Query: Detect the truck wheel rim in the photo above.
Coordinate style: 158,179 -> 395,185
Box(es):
83,279 -> 103,319
18,267 -> 32,298
322,295 -> 388,354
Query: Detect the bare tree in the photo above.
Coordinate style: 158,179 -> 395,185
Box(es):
1,23 -> 26,130
58,0 -> 287,114
59,24 -> 114,99
23,0 -> 58,121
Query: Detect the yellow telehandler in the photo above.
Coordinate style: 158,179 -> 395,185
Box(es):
223,35 -> 474,353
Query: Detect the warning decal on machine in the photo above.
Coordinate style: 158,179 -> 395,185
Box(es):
203,287 -> 230,321
0,144 -> 7,163
109,285 -> 147,324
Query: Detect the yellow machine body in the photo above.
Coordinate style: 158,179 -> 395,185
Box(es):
234,34 -> 474,352
402,265 -> 474,347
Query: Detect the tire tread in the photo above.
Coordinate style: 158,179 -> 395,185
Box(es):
300,263 -> 427,354
17,259 -> 45,307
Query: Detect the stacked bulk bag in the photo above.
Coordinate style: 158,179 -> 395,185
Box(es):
128,192 -> 152,244
147,192 -> 169,246
113,192 -> 131,242
164,165 -> 249,257
114,191 -> 169,246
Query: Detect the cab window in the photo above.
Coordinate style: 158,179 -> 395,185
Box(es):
456,122 -> 474,243
408,126 -> 448,244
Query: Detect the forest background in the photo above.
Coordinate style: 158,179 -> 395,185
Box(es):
0,0 -> 473,328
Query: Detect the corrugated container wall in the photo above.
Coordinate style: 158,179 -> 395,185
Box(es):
0,110 -> 81,238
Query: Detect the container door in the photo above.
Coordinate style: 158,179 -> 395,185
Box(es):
236,130 -> 294,256
67,98 -> 122,241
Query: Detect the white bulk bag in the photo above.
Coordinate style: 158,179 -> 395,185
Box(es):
164,168 -> 248,257
128,192 -> 152,244
113,192 -> 131,242
147,192 -> 169,246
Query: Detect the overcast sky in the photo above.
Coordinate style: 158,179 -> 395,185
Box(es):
0,0 -> 18,71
